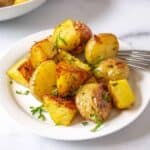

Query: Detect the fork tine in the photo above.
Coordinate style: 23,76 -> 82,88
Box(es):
119,57 -> 149,66
119,50 -> 150,54
127,63 -> 149,70
118,56 -> 150,64
118,51 -> 150,58
119,57 -> 150,70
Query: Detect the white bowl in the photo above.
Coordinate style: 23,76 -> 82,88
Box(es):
0,29 -> 149,141
0,0 -> 46,21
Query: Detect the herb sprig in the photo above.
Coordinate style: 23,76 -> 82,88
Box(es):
82,121 -> 88,126
16,90 -> 30,95
53,32 -> 67,49
102,91 -> 111,102
30,105 -> 46,121
90,114 -> 103,132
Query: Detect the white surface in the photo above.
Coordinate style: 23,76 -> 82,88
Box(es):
1,29 -> 149,141
0,0 -> 46,21
0,0 -> 150,149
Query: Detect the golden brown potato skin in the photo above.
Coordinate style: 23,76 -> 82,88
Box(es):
0,0 -> 14,7
76,83 -> 112,121
56,61 -> 90,97
85,33 -> 119,64
18,58 -> 34,82
93,58 -> 129,81
52,19 -> 92,54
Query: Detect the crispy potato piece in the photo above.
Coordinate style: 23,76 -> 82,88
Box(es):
56,61 -> 90,97
29,60 -> 56,101
52,19 -> 92,54
76,83 -> 112,121
93,58 -> 129,81
7,56 -> 34,87
109,80 -> 135,109
55,50 -> 91,72
43,95 -> 77,126
30,37 -> 57,68
85,33 -> 119,64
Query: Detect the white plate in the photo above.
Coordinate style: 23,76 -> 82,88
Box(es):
0,29 -> 149,141
0,0 -> 46,21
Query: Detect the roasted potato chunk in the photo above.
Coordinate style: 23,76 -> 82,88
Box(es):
30,37 -> 57,68
43,95 -> 77,126
109,80 -> 135,109
76,83 -> 112,121
85,33 -> 119,64
56,61 -> 90,97
7,56 -> 34,87
55,50 -> 91,72
93,58 -> 129,81
52,19 -> 92,54
29,60 -> 56,101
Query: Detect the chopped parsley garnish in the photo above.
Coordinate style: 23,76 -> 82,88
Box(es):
30,105 -> 46,121
91,121 -> 103,132
53,32 -> 67,49
112,82 -> 118,86
51,88 -> 58,96
58,33 -> 67,46
9,80 -> 13,85
107,65 -> 114,68
16,90 -> 30,95
90,114 -> 103,132
82,121 -> 88,126
102,91 -> 111,102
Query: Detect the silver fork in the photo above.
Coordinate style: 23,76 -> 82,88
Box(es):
118,50 -> 150,71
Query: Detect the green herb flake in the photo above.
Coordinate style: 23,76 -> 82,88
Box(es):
51,88 -> 58,96
112,82 -> 118,86
24,90 -> 30,95
9,80 -> 13,85
91,120 -> 103,132
107,65 -> 114,68
53,32 -> 68,50
16,90 -> 30,95
102,91 -> 111,102
82,121 -> 88,126
30,105 -> 46,121
90,114 -> 103,132
58,32 -> 68,46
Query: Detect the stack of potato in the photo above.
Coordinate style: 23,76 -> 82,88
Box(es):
7,19 -> 135,126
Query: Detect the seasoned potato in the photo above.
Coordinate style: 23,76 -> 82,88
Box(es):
52,19 -> 92,54
55,50 -> 91,71
93,58 -> 129,81
7,56 -> 34,87
109,80 -> 135,109
43,95 -> 77,126
0,0 -> 14,7
30,37 -> 57,68
56,61 -> 90,97
85,33 -> 119,64
29,60 -> 56,101
76,83 -> 112,121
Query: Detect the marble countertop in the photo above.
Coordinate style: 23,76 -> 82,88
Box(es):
0,0 -> 150,149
